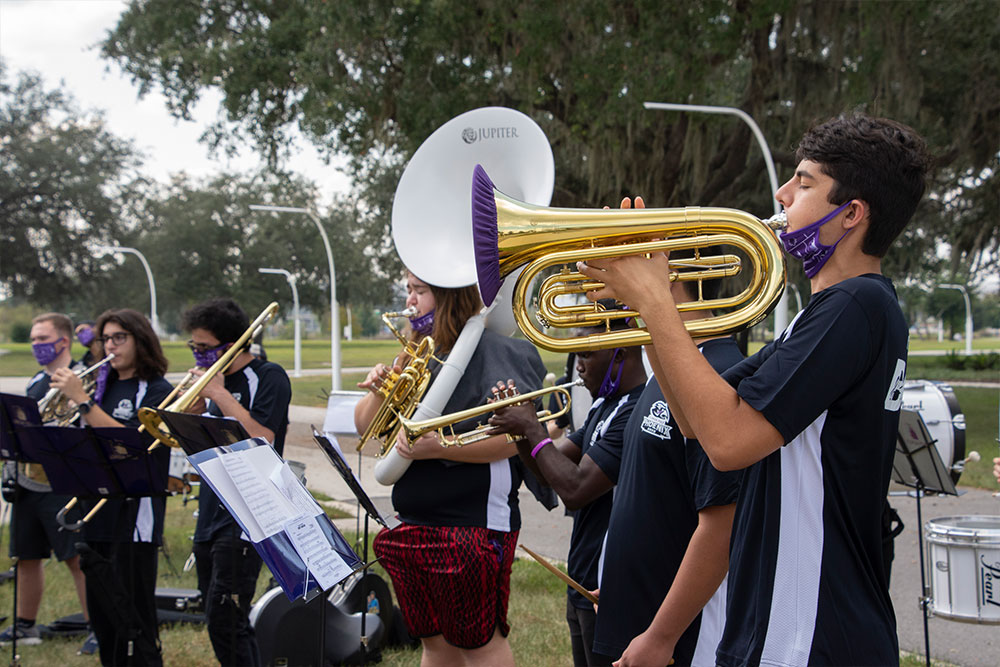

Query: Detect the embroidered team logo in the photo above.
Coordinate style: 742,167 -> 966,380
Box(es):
112,399 -> 134,420
640,400 -> 673,440
884,358 -> 907,411
232,392 -> 243,403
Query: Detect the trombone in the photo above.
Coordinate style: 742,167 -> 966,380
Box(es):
139,302 -> 280,451
397,379 -> 582,448
56,303 -> 280,531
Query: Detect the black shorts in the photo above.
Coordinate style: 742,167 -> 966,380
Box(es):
9,489 -> 80,561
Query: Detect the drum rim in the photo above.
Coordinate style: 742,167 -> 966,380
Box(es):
925,514 -> 1000,540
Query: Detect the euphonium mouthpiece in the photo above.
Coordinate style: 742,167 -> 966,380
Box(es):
764,211 -> 787,231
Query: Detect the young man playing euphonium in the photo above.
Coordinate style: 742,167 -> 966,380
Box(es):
579,113 -> 929,666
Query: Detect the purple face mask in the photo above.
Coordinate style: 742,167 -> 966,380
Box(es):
409,310 -> 435,336
779,201 -> 852,278
32,338 -> 65,366
597,348 -> 625,398
192,343 -> 230,368
77,326 -> 95,346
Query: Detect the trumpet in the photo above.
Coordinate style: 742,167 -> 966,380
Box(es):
37,354 -> 115,426
471,164 -> 787,352
398,379 -> 582,448
356,308 -> 437,457
139,302 -> 280,451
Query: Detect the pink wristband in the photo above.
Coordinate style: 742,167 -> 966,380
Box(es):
530,438 -> 553,459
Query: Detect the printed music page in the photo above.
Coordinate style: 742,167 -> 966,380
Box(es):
284,515 -> 355,590
218,447 -> 302,540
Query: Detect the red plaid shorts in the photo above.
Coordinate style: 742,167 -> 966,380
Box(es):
373,523 -> 518,649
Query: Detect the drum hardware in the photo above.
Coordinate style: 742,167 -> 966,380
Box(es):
925,515 -> 1000,625
471,164 -> 788,352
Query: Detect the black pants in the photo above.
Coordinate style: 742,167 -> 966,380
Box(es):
567,596 -> 613,666
83,540 -> 162,667
193,526 -> 264,667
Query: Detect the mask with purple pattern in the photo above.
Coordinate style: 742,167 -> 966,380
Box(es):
32,339 -> 65,366
193,343 -> 230,368
409,310 -> 435,336
77,326 -> 95,346
597,348 -> 625,398
779,201 -> 852,278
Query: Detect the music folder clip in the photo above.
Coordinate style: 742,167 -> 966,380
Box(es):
186,433 -> 362,602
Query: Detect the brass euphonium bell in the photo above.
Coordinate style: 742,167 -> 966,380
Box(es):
471,165 -> 787,352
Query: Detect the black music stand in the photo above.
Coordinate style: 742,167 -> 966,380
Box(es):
891,408 -> 959,667
311,426 -> 397,664
16,422 -> 168,667
0,393 -> 46,666
148,410 -> 252,456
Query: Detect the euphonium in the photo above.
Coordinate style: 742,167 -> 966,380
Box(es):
471,165 -> 787,352
356,308 -> 437,457
398,379 -> 582,448
37,354 -> 116,427
138,302 -> 280,450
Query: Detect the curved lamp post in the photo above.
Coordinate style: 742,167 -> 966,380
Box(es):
95,245 -> 160,335
259,268 -> 301,377
642,101 -> 787,337
250,204 -> 340,389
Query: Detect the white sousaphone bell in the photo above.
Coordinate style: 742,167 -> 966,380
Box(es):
374,106 -> 559,484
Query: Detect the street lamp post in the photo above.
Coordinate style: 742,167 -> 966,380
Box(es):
249,204 -> 341,390
259,268 -> 301,377
642,101 -> 788,337
95,245 -> 160,335
938,284 -> 974,355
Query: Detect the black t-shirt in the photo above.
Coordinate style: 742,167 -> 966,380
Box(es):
194,358 -> 292,542
564,383 -> 643,609
391,329 -> 547,531
83,372 -> 174,544
717,274 -> 906,667
593,338 -> 744,661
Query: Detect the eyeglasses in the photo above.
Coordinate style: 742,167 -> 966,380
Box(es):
98,332 -> 132,346
187,340 -> 225,353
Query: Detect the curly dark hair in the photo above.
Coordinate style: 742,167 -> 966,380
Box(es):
95,309 -> 168,380
796,113 -> 930,258
182,298 -> 251,347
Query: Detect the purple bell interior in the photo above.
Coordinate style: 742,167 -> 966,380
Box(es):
471,164 -> 502,306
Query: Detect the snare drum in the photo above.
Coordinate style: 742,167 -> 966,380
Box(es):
902,380 -> 966,483
925,515 -> 1000,624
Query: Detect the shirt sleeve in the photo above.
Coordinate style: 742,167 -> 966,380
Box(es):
734,287 -> 875,443
249,364 -> 292,434
686,437 -> 741,510
585,396 -> 638,485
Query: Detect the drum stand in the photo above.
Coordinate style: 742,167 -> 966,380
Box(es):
891,409 -> 959,667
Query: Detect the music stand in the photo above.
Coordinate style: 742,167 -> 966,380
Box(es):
0,393 -> 45,665
311,426 -> 398,664
148,410 -> 251,456
892,408 -> 959,667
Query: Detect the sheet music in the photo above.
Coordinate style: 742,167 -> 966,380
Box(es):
284,515 -> 355,590
323,392 -> 364,435
270,461 -> 320,518
218,448 -> 304,540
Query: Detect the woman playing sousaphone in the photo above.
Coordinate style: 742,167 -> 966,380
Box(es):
354,268 -> 548,666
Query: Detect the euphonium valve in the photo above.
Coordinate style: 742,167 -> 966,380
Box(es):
471,165 -> 787,352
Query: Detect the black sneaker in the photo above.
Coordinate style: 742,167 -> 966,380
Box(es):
0,622 -> 41,646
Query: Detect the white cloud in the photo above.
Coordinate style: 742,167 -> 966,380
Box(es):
0,0 -> 350,202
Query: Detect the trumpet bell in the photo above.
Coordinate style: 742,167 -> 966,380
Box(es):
471,165 -> 787,352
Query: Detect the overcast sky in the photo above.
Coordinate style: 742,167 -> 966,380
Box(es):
0,0 -> 350,202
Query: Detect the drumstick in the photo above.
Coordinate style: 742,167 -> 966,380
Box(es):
519,544 -> 598,606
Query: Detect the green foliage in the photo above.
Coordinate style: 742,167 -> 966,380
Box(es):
944,350 -> 1000,371
10,322 -> 30,343
102,0 -> 1000,287
0,66 -> 144,308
